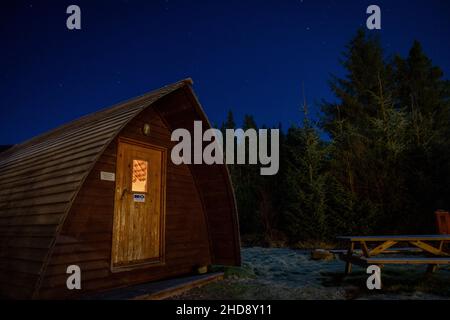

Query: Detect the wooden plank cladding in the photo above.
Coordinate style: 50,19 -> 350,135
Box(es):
0,79 -> 240,299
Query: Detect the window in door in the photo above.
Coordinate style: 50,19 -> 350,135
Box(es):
132,159 -> 148,192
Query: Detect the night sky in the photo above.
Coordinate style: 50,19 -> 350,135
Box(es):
1,0 -> 450,144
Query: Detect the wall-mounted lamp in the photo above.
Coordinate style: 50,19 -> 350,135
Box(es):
142,123 -> 151,136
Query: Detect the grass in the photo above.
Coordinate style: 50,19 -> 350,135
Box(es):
240,234 -> 337,250
173,248 -> 450,300
321,266 -> 450,299
291,241 -> 337,250
210,264 -> 257,279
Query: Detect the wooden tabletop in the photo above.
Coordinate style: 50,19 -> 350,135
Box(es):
337,235 -> 450,241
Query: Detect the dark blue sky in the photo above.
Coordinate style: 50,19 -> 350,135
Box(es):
1,0 -> 450,144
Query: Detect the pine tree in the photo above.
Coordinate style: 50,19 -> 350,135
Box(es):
227,31 -> 450,244
279,91 -> 329,242
393,42 -> 450,230
321,29 -> 402,234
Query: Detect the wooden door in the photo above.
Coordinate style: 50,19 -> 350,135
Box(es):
112,139 -> 166,268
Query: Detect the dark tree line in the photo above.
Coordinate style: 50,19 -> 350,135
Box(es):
222,30 -> 450,245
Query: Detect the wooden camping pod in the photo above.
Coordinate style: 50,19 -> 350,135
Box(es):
0,79 -> 241,299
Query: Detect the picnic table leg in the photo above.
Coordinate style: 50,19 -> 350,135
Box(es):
438,240 -> 447,254
360,241 -> 370,257
369,240 -> 397,256
378,265 -> 384,289
409,240 -> 448,256
426,264 -> 438,273
345,242 -> 355,275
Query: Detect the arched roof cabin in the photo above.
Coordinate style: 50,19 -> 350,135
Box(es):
0,79 -> 240,299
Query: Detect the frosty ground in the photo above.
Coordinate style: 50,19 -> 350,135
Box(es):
174,247 -> 450,300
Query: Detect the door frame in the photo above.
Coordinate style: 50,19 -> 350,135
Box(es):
111,137 -> 167,272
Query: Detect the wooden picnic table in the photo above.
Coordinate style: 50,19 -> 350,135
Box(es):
334,235 -> 450,274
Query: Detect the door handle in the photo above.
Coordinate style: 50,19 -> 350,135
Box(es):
120,188 -> 129,200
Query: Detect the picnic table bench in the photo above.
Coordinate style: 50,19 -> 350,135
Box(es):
333,235 -> 450,274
